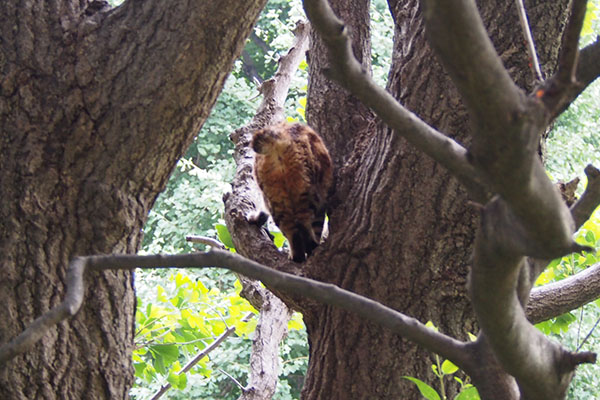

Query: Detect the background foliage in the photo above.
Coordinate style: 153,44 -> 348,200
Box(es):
130,0 -> 600,399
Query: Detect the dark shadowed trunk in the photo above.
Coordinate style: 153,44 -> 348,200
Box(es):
0,0 -> 266,397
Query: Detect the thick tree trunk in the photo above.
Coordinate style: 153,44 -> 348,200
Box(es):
0,0 -> 265,398
299,0 -> 571,398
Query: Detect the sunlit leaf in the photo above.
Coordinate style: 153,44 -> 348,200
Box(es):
441,359 -> 459,375
271,231 -> 287,248
454,385 -> 480,400
215,223 -> 235,249
288,312 -> 305,331
151,344 -> 179,364
402,376 -> 441,400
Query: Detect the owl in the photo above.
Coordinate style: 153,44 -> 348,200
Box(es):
251,122 -> 333,262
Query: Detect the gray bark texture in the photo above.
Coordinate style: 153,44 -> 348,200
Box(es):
0,0 -> 266,398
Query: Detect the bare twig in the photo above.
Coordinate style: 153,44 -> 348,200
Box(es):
150,312 -> 254,400
0,259 -> 85,364
219,368 -> 247,391
576,314 -> 600,352
515,0 -> 544,81
186,235 -> 226,249
0,251 -> 472,372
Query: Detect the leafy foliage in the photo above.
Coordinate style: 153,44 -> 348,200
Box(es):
131,272 -> 257,396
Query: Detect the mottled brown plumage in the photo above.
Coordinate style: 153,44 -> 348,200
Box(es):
252,122 -> 333,262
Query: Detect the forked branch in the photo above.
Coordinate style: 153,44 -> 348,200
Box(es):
537,0 -> 594,119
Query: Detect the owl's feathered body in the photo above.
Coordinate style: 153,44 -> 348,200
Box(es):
252,122 -> 333,262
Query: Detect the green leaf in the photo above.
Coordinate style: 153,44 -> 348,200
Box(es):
167,371 -> 181,388
441,359 -> 459,375
215,223 -> 235,249
177,371 -> 188,389
151,344 -> 180,364
454,385 -> 480,400
271,231 -> 287,248
154,353 -> 166,375
288,312 -> 305,331
175,272 -> 190,288
133,362 -> 147,378
585,230 -> 595,244
402,376 -> 442,400
581,1 -> 598,37
156,285 -> 167,302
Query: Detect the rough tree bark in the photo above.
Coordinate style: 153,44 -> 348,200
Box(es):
0,0 -> 266,398
302,0 -> 570,398
4,0 -> 600,399
223,0 -> 600,399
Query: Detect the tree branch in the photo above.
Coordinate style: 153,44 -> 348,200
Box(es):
538,37 -> 600,121
0,259 -> 86,365
420,0 -> 523,124
536,1 -> 593,119
301,0 -> 480,189
571,164 -> 600,229
470,203 -> 595,400
224,21 -> 310,278
528,262 -> 600,324
225,23 -> 308,400
0,251 -> 472,372
238,292 -> 292,400
577,37 -> 600,85
556,0 -> 588,85
186,235 -> 292,400
523,164 -> 600,317
421,1 -> 584,261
